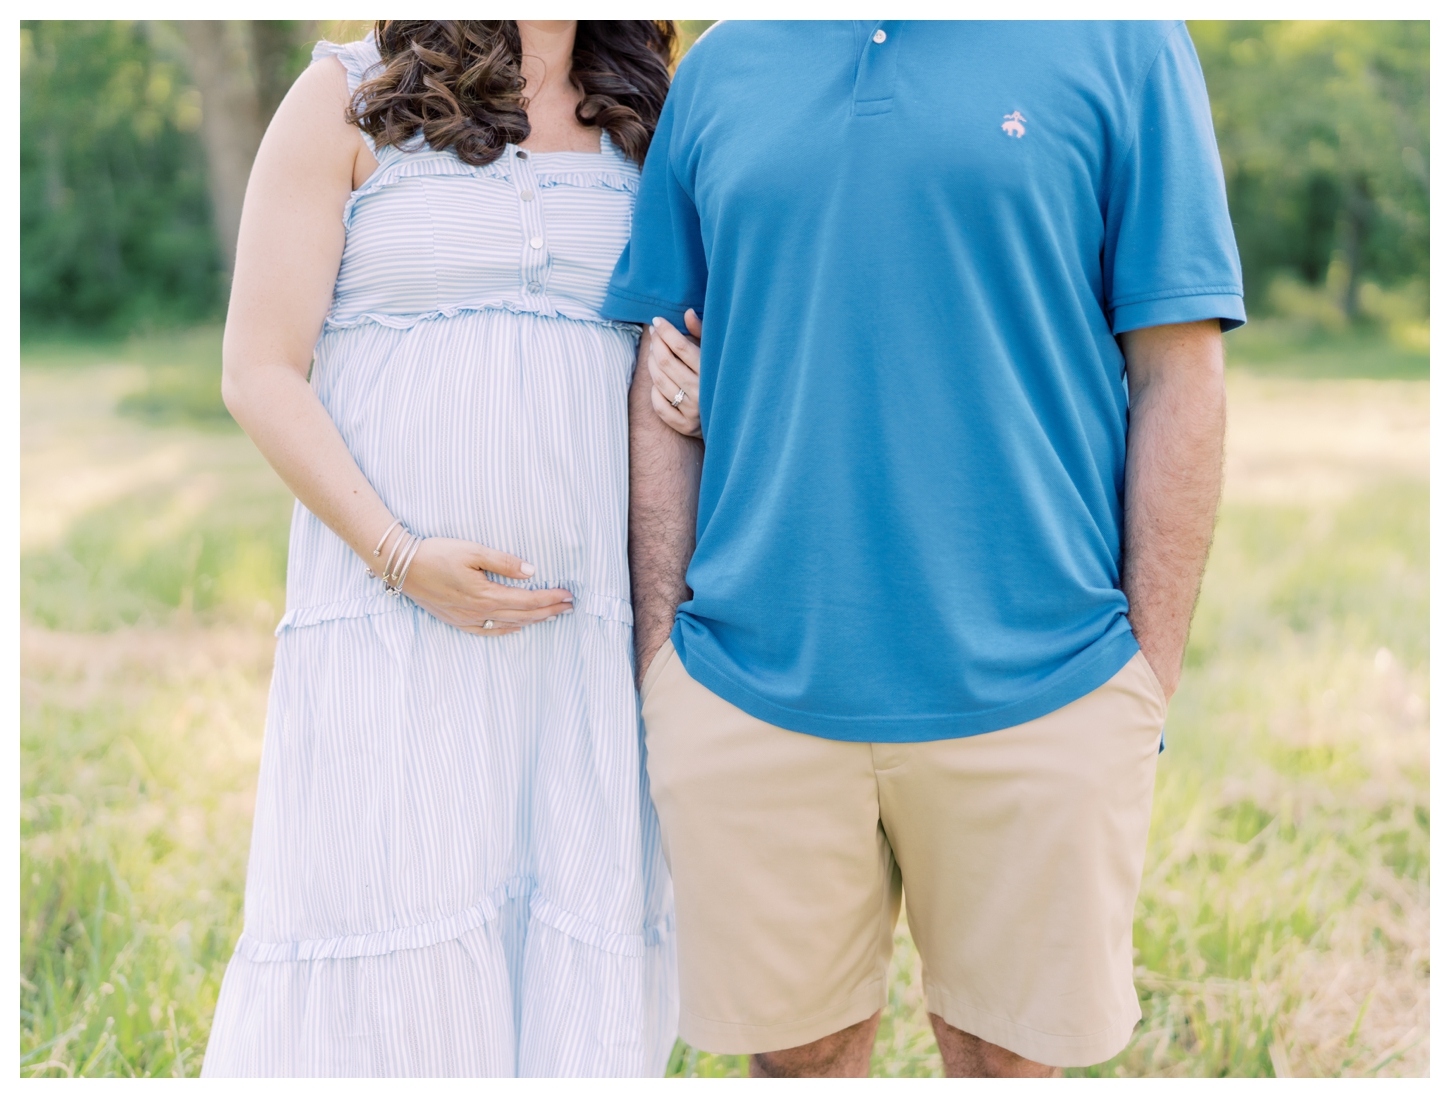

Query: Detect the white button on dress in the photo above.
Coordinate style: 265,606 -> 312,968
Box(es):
873,28 -> 887,43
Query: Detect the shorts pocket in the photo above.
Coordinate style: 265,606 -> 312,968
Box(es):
639,638 -> 677,705
1131,650 -> 1170,723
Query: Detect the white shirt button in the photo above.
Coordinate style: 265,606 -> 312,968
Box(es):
527,281 -> 543,294
529,236 -> 544,249
520,190 -> 534,201
873,29 -> 887,44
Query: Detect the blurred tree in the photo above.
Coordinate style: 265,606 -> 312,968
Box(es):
20,20 -> 316,334
252,21 -> 318,122
21,21 -> 219,333
1191,21 -> 1429,318
179,21 -> 316,276
178,22 -> 260,278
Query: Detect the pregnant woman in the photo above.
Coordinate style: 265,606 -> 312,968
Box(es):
201,20 -> 685,1077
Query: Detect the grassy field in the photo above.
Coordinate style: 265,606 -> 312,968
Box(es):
19,327 -> 1428,1077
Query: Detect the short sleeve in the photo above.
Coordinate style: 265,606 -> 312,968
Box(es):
1104,23 -> 1245,334
601,90 -> 707,330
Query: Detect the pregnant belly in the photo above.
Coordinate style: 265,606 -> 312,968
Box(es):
298,312 -> 637,620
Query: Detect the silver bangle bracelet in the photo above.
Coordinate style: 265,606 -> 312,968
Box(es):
367,520 -> 411,582
391,534 -> 426,595
384,532 -> 419,595
372,519 -> 403,559
367,519 -> 406,579
382,528 -> 412,584
365,520 -> 423,596
390,532 -> 418,583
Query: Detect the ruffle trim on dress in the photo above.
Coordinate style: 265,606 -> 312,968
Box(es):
275,594 -> 404,635
348,154 -> 639,197
343,153 -> 509,224
534,171 -> 638,195
232,876 -> 673,962
342,150 -> 637,226
322,299 -> 643,334
276,585 -> 632,636
571,588 -> 633,626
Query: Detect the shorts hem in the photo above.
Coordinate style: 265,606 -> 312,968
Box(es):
924,982 -> 1140,1068
678,978 -> 885,1055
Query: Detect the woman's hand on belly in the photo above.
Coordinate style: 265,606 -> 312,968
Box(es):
402,537 -> 574,635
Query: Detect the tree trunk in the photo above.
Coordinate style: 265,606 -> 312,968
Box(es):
249,20 -> 317,125
1341,173 -> 1373,321
178,21 -> 263,279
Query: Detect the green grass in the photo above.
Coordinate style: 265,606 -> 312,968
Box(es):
19,331 -> 1428,1076
20,626 -> 270,1077
23,324 -> 233,426
21,349 -> 280,1077
1084,480 -> 1428,1078
1225,319 -> 1429,381
22,480 -> 290,632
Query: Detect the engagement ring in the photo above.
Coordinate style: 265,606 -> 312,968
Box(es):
670,388 -> 686,408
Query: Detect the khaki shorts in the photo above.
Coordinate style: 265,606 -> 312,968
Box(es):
640,641 -> 1167,1067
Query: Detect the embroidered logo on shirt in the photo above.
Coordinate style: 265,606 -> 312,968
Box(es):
1000,111 -> 1026,138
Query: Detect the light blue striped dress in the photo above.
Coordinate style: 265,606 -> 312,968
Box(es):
202,37 -> 676,1078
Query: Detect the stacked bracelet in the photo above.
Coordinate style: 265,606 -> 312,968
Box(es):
366,519 -> 425,597
391,532 -> 424,595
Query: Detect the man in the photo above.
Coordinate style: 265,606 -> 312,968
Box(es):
604,21 -> 1242,1077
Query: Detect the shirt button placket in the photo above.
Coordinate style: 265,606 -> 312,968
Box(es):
515,148 -> 547,304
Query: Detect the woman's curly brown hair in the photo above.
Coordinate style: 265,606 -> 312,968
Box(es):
345,21 -> 677,167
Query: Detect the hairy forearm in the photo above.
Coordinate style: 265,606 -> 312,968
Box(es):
628,331 -> 703,684
222,359 -> 394,562
1120,321 -> 1226,699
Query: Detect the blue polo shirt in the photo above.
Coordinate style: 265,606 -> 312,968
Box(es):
603,20 -> 1244,742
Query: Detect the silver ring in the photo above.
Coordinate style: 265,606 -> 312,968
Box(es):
669,388 -> 686,408
483,619 -> 496,630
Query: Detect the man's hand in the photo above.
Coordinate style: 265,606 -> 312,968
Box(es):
1119,319 -> 1226,700
629,327 -> 704,687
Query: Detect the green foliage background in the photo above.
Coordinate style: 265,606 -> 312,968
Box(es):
1193,21 -> 1429,315
21,22 -> 223,334
19,20 -> 1430,337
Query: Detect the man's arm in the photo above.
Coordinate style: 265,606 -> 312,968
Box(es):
1120,319 -> 1226,700
629,329 -> 704,686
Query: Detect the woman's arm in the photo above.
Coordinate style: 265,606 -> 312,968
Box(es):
222,58 -> 573,635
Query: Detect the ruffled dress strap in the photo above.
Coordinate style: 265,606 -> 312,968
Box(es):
312,35 -> 385,153
312,34 -> 383,94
